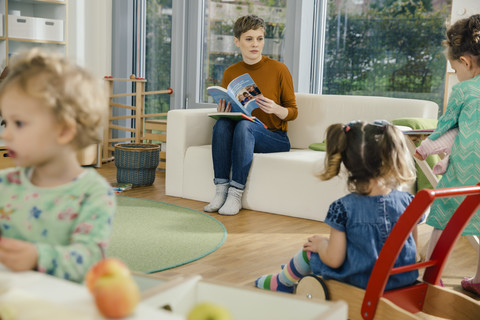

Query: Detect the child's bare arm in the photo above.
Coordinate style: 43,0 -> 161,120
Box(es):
303,228 -> 347,268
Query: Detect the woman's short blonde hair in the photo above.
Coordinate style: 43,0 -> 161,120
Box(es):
0,48 -> 108,150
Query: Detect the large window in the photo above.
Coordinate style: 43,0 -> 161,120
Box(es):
145,0 -> 173,115
321,0 -> 451,110
140,0 -> 452,112
201,0 -> 288,104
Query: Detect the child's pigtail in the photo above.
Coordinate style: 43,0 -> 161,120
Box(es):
379,124 -> 416,187
318,123 -> 347,181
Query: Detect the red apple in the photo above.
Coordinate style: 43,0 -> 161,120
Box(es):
85,258 -> 130,293
85,258 -> 140,318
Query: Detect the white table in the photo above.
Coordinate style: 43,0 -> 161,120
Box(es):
0,266 -> 181,320
0,266 -> 347,320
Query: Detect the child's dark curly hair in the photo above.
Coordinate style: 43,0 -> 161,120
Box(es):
444,14 -> 480,66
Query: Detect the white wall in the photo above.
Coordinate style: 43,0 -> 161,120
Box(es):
451,0 -> 479,23
67,0 -> 112,79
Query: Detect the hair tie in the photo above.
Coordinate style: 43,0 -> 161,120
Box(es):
344,125 -> 351,133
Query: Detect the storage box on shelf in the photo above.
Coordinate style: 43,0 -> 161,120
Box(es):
8,15 -> 36,40
8,15 -> 64,42
2,0 -> 67,64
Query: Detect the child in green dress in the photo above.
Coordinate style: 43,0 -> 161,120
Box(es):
0,49 -> 115,283
424,14 -> 480,295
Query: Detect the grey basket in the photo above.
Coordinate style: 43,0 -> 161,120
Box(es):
114,143 -> 160,186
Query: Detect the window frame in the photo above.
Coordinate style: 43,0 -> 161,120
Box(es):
175,0 -> 320,110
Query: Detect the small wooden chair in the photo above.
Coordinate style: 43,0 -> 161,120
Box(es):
296,184 -> 480,319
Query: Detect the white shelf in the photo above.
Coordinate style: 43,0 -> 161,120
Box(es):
0,0 -> 67,67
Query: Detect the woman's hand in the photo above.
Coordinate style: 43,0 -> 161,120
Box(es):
256,96 -> 288,120
0,237 -> 38,271
217,99 -> 232,112
303,235 -> 328,254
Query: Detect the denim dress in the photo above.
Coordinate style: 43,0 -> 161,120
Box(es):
310,190 -> 419,290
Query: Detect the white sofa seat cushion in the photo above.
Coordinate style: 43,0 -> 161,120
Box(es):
182,146 -> 348,221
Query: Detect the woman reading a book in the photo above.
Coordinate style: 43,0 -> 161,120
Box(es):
204,15 -> 298,216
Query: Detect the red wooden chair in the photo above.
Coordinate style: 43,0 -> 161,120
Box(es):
296,184 -> 480,319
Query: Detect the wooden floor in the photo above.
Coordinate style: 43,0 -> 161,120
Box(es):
97,161 -> 479,302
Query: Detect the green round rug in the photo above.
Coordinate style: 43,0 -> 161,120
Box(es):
106,197 -> 227,273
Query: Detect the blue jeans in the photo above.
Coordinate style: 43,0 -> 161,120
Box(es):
211,118 -> 290,189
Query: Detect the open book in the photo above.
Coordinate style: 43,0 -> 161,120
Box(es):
402,129 -> 434,135
207,73 -> 266,128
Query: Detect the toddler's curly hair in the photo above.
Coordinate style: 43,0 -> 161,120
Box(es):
0,48 -> 108,150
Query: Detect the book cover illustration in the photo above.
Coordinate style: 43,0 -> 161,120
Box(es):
207,73 -> 265,127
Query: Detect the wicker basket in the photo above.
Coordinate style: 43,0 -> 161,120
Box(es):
114,143 -> 160,186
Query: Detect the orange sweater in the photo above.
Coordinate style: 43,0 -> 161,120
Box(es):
222,56 -> 298,131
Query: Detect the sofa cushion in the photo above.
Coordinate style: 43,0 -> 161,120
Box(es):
308,141 -> 326,151
392,118 -> 437,130
182,145 -> 348,221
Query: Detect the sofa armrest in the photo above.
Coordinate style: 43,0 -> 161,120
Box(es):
166,108 -> 216,196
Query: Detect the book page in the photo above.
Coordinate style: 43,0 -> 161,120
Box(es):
226,73 -> 263,115
207,87 -> 239,111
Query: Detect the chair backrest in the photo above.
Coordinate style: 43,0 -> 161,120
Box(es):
288,94 -> 439,149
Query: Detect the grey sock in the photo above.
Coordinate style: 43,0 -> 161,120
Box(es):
218,187 -> 244,216
204,183 -> 229,212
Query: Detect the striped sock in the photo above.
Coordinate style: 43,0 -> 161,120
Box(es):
255,251 -> 312,293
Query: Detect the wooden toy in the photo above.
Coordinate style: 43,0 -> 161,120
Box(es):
102,77 -> 171,168
296,184 -> 480,319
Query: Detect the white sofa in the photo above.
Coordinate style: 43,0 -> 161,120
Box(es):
166,94 -> 438,221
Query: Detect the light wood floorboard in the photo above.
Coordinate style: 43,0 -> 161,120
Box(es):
96,162 -> 479,303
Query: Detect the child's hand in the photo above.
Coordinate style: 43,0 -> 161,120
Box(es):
413,150 -> 425,161
303,235 -> 328,253
0,237 -> 38,271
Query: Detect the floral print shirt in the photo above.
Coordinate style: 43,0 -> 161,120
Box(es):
0,167 -> 116,283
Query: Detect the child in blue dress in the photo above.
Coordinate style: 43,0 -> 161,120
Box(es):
422,14 -> 480,296
0,49 -> 115,283
256,120 -> 419,292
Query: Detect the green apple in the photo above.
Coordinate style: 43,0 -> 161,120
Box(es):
187,302 -> 233,320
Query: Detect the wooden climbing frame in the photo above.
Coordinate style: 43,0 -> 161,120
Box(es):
103,76 -> 172,169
